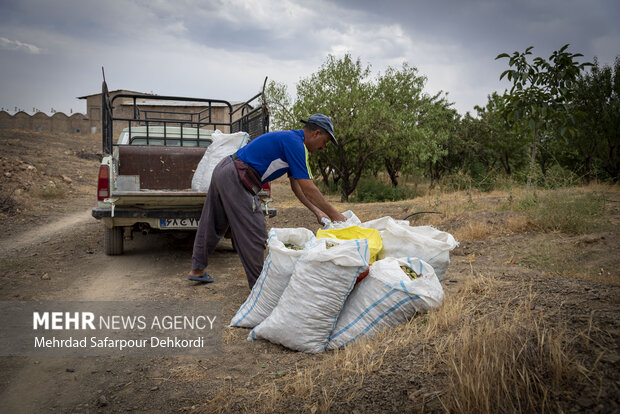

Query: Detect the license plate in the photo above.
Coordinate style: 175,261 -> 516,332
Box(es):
159,218 -> 199,229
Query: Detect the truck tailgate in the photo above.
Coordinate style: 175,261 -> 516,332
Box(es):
108,191 -> 207,207
117,145 -> 206,190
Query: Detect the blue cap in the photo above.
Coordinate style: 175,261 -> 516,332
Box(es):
300,113 -> 338,146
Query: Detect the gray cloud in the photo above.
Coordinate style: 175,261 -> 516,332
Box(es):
0,0 -> 618,116
0,37 -> 41,54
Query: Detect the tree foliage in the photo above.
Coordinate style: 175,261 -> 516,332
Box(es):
373,64 -> 455,186
261,48 -> 616,201
265,54 -> 453,201
293,54 -> 376,201
496,45 -> 591,196
568,57 -> 620,181
474,92 -> 529,176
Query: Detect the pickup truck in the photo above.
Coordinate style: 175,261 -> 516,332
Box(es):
91,80 -> 275,255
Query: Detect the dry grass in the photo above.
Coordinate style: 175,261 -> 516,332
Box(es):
504,214 -> 530,234
222,327 -> 240,345
272,178 -> 617,243
0,129 -> 101,224
511,235 -> 620,285
452,213 -> 532,241
168,363 -> 209,383
436,294 -> 585,413
197,184 -> 615,413
430,280 -> 595,413
0,185 -> 19,214
38,181 -> 67,199
453,221 -> 492,241
201,271 -> 594,413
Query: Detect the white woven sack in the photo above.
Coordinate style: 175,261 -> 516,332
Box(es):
249,238 -> 370,353
191,130 -> 250,192
327,257 -> 443,350
229,228 -> 320,328
322,210 -> 361,229
379,221 -> 458,280
360,216 -> 410,231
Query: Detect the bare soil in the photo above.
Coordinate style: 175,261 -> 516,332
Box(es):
0,129 -> 618,413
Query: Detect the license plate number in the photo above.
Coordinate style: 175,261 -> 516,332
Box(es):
159,218 -> 199,229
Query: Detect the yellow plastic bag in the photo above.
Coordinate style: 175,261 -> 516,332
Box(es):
316,226 -> 383,264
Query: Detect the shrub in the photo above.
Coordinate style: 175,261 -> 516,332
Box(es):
351,177 -> 414,202
440,170 -> 498,193
0,186 -> 19,214
39,182 -> 66,199
537,164 -> 580,189
517,190 -> 609,234
317,178 -> 341,196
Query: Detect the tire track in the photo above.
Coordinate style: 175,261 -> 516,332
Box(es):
0,209 -> 94,259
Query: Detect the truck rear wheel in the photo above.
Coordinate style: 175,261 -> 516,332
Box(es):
104,226 -> 124,255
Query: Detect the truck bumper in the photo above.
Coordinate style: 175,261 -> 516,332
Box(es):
92,207 -> 202,219
91,206 -> 277,220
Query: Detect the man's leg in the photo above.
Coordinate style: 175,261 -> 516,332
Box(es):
191,159 -> 231,274
228,203 -> 267,288
216,164 -> 267,288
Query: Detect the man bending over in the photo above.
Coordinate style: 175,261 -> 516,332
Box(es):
188,113 -> 346,288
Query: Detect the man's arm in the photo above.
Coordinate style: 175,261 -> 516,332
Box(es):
289,177 -> 325,220
290,177 -> 346,223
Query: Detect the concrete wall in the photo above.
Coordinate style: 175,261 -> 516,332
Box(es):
0,96 -> 248,136
0,111 -> 90,134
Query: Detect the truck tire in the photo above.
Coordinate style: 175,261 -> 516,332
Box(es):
104,226 -> 124,255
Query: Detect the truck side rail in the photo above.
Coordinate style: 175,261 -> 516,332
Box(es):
231,91 -> 270,140
108,93 -> 232,153
101,80 -> 269,154
102,80 -> 114,155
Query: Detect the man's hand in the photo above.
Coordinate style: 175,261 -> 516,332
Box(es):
316,211 -> 330,225
331,211 -> 347,223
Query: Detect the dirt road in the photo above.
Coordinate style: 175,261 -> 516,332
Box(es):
0,203 -> 278,412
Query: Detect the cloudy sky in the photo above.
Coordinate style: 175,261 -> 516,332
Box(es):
1,0 -> 618,117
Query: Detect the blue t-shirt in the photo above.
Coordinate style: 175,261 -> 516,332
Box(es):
236,129 -> 313,183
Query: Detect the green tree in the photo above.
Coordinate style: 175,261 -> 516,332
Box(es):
374,64 -> 424,186
264,80 -> 296,131
267,54 -> 451,201
266,55 -> 379,200
570,57 -> 619,181
265,54 -> 461,200
435,112 -> 497,188
420,97 -> 458,186
373,63 -> 454,186
293,54 -> 380,201
496,44 -> 591,196
474,92 -> 529,176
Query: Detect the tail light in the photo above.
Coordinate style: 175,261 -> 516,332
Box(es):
261,182 -> 271,198
97,165 -> 110,201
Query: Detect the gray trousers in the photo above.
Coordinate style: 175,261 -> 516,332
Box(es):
192,156 -> 267,288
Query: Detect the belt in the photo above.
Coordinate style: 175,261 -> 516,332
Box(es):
231,153 -> 261,178
231,152 -> 262,195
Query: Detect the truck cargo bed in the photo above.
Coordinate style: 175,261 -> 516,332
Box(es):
117,145 -> 206,190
